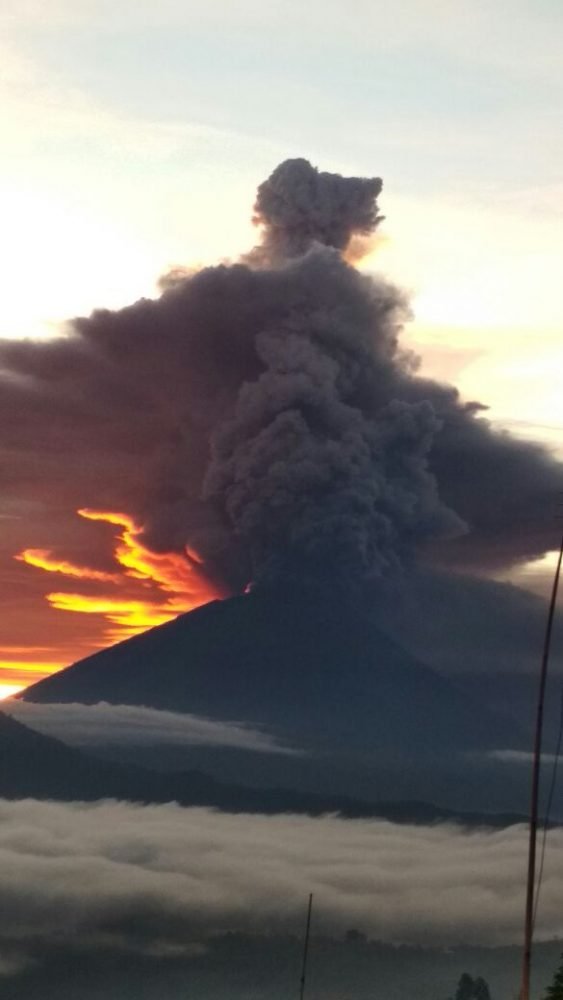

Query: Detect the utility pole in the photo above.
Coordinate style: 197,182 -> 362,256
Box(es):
299,893 -> 314,1000
520,533 -> 563,1000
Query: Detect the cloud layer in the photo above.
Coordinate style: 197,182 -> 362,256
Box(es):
0,798 -> 560,958
4,700 -> 295,753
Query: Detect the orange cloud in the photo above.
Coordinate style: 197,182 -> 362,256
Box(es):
16,549 -> 120,583
15,509 -> 221,656
78,508 -> 217,602
46,592 -> 189,639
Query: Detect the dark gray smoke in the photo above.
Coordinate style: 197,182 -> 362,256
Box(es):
249,157 -> 383,263
0,158 -> 561,594
202,251 -> 461,584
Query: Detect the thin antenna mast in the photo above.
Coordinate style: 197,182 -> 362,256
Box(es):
520,532 -> 563,1000
299,893 -> 314,1000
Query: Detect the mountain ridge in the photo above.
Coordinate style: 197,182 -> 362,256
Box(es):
0,709 -> 535,828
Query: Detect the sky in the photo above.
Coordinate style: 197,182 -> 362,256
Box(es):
0,0 -> 562,696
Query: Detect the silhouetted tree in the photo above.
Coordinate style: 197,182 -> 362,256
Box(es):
450,972 -> 492,1000
545,953 -> 563,1000
344,928 -> 367,944
473,976 -> 491,1000
455,973 -> 476,1000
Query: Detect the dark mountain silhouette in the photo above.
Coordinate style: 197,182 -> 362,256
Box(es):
23,587 -> 521,756
16,587 -> 534,811
0,709 -> 531,827
0,708 -> 145,802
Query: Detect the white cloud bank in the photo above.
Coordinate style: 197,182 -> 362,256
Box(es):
4,701 -> 296,754
0,799 -> 560,954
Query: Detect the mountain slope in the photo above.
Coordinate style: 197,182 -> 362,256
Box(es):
0,709 -> 144,801
23,587 -> 521,757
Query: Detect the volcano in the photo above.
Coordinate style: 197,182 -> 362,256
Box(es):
22,588 -> 511,749
20,588 -> 526,809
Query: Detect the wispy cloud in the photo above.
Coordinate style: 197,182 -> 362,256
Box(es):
4,702 -> 296,754
488,749 -> 560,766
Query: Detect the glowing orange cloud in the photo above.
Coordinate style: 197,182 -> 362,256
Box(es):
16,549 -> 120,582
78,509 -> 215,601
46,592 -> 189,639
16,509 -> 221,651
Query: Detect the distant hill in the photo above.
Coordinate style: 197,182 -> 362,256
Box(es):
0,708 -> 142,801
0,709 -> 531,828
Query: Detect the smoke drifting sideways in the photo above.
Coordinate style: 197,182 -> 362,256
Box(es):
0,157 -> 561,598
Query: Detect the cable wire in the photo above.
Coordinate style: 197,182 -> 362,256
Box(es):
520,533 -> 563,1000
532,677 -> 563,931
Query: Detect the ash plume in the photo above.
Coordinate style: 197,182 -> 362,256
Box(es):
0,157 -> 561,598
202,248 -> 461,586
249,157 -> 384,264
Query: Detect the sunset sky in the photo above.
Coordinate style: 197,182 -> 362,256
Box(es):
1,0 -> 562,697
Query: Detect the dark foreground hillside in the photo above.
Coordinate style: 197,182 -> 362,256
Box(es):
0,930 -> 559,1000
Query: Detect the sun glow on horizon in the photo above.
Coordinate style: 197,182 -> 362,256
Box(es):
0,661 -> 65,699
0,685 -> 24,700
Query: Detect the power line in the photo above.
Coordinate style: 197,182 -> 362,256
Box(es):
519,533 -> 563,1000
532,676 -> 563,931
